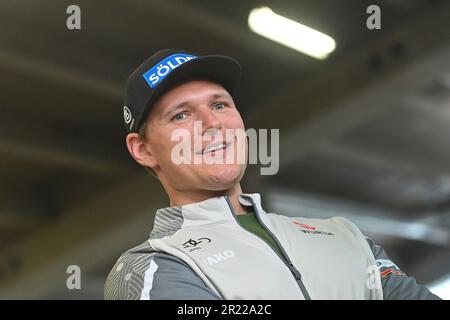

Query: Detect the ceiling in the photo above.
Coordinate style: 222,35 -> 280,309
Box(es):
0,0 -> 449,299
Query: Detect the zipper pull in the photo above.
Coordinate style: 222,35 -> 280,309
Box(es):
287,262 -> 302,280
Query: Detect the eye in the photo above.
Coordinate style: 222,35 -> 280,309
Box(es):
172,112 -> 188,121
212,102 -> 226,110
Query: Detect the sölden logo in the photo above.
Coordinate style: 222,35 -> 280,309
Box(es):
142,53 -> 197,88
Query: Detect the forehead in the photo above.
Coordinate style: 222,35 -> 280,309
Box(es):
152,80 -> 230,112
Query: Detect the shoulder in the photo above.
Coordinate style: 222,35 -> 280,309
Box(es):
104,240 -> 157,300
104,241 -> 220,300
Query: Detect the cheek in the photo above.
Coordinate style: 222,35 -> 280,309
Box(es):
153,127 -> 195,166
148,130 -> 175,162
224,112 -> 245,130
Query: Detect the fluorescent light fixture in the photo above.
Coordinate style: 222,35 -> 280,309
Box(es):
248,7 -> 336,60
428,275 -> 450,300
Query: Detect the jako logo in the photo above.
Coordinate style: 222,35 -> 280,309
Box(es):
182,237 -> 212,249
203,250 -> 235,266
143,54 -> 197,88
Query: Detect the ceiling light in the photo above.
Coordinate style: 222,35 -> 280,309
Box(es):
248,7 -> 336,60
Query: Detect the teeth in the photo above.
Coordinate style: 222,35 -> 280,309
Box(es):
203,143 -> 226,154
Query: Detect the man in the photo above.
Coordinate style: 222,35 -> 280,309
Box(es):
104,49 -> 440,300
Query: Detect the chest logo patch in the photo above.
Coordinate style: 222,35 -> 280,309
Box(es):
292,221 -> 334,236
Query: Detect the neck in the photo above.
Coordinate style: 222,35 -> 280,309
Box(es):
165,183 -> 251,215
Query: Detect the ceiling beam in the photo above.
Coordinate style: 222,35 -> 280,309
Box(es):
314,139 -> 450,178
0,134 -> 128,175
274,40 -> 450,170
0,175 -> 166,299
0,198 -> 46,231
0,50 -> 122,101
267,188 -> 450,246
246,2 -> 450,132
129,0 -> 300,63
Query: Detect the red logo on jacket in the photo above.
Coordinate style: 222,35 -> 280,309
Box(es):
292,221 -> 316,230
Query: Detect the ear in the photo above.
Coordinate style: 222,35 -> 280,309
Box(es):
126,133 -> 159,169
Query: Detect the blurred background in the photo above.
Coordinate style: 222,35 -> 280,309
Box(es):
0,0 -> 449,299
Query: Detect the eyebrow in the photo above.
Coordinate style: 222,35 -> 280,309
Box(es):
161,92 -> 233,119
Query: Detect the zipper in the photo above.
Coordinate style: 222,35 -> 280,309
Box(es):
224,196 -> 311,300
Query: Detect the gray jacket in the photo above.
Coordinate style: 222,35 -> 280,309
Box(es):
104,193 -> 440,300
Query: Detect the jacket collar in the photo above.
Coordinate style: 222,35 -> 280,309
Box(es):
150,193 -> 264,239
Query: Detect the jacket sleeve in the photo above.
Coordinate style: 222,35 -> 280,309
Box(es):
365,237 -> 441,300
104,251 -> 221,300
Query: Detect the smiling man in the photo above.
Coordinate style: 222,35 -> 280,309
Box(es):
126,78 -> 248,212
104,49 -> 440,300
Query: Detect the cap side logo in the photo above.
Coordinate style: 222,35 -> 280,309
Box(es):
142,53 -> 197,88
123,106 -> 132,124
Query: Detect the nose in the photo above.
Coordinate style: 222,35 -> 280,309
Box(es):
197,106 -> 222,134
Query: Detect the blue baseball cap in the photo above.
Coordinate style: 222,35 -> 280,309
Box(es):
123,49 -> 242,133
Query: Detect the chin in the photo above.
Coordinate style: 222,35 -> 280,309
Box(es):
205,164 -> 244,189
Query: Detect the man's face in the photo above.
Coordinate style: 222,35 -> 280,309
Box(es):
143,80 -> 247,193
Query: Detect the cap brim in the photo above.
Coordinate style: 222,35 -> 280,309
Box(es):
138,55 -> 241,129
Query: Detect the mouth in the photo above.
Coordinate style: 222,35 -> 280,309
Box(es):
199,141 -> 232,155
